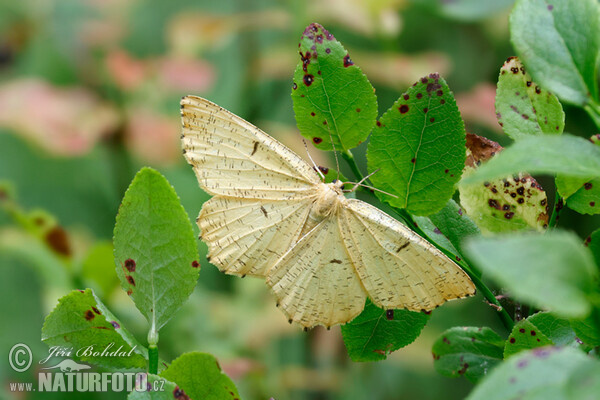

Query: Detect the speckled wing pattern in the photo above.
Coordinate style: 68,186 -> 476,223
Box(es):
266,217 -> 367,327
340,200 -> 475,311
182,96 -> 475,328
181,96 -> 321,200
181,96 -> 321,277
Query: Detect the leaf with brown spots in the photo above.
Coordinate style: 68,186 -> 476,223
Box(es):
459,134 -> 549,233
432,326 -> 504,383
368,74 -> 466,215
42,289 -> 148,370
113,168 -> 199,331
495,57 -> 565,140
504,318 -> 553,359
159,352 -> 240,400
291,23 -> 377,151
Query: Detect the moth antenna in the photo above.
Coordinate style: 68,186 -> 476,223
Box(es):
303,139 -> 325,180
347,168 -> 380,193
343,183 -> 399,198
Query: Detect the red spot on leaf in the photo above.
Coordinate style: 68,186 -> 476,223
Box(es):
313,137 -> 323,144
84,310 -> 95,320
303,74 -> 314,86
124,258 -> 136,272
343,54 -> 353,67
399,105 -> 409,113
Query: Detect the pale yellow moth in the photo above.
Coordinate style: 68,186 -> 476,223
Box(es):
181,96 -> 476,329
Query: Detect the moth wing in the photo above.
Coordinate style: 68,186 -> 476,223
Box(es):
199,197 -> 313,277
181,96 -> 321,200
340,199 -> 475,311
266,217 -> 367,328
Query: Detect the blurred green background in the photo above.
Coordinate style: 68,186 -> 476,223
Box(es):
1,0 -> 598,399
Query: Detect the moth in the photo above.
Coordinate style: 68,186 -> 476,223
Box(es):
181,96 -> 475,328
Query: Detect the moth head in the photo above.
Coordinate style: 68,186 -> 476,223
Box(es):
331,179 -> 345,193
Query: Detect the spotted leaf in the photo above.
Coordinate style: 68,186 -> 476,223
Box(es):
291,23 -> 377,152
495,57 -> 564,140
432,327 -> 505,383
504,318 -> 553,359
42,289 -> 148,370
159,352 -> 240,400
113,168 -> 199,331
341,299 -> 429,362
555,135 -> 600,215
556,176 -> 600,215
459,134 -> 548,233
367,74 -> 466,215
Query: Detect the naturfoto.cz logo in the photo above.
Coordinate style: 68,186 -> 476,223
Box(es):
8,343 -> 165,394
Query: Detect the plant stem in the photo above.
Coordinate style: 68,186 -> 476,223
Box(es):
148,345 -> 158,375
341,148 -> 514,331
548,190 -> 564,229
341,150 -> 365,183
147,324 -> 159,374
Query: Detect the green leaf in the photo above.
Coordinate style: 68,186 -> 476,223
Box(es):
504,319 -> 553,358
113,167 -> 199,331
428,199 -> 480,252
586,228 -> 600,267
526,312 -> 577,346
565,362 -> 600,400
467,347 -> 600,400
462,135 -> 600,184
459,134 -> 549,233
81,241 -> 120,297
432,327 -> 505,383
413,214 -> 460,256
368,74 -> 466,215
495,57 -> 565,139
341,299 -> 429,362
41,289 -> 148,370
464,231 -> 598,318
556,176 -> 600,215
291,23 -> 377,151
128,374 -> 181,400
510,0 -> 600,106
571,307 -> 600,346
160,352 -> 240,400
